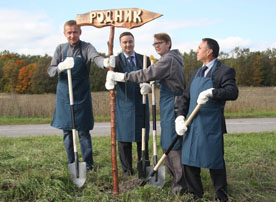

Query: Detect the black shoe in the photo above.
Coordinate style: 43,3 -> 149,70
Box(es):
86,166 -> 94,172
182,193 -> 202,202
215,197 -> 228,202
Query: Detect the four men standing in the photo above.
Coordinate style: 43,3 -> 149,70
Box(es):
49,19 -> 238,202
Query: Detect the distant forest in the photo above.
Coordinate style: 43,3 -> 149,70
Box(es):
1,47 -> 276,94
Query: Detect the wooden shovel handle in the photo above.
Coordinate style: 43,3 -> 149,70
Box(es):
141,55 -> 147,151
153,104 -> 202,171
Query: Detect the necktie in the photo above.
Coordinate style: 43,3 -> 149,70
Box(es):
128,56 -> 135,67
200,66 -> 208,77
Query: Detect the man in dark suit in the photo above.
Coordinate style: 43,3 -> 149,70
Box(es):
110,32 -> 150,176
175,38 -> 238,201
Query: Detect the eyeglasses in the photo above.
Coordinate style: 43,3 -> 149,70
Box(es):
152,41 -> 165,47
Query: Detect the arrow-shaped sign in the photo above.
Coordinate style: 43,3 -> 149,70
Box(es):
76,8 -> 162,29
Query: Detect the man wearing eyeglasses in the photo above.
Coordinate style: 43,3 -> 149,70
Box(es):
105,33 -> 187,194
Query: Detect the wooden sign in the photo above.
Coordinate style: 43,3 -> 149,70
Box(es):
76,8 -> 162,196
76,8 -> 162,29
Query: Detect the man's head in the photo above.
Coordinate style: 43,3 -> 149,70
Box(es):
64,20 -> 82,46
153,33 -> 171,56
196,38 -> 219,64
119,32 -> 135,56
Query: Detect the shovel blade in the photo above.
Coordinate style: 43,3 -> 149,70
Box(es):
137,160 -> 150,179
68,162 -> 87,188
146,166 -> 165,188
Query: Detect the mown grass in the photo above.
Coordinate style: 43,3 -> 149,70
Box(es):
0,132 -> 275,201
2,111 -> 276,125
1,87 -> 276,125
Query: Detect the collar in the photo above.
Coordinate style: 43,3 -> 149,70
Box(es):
123,52 -> 135,59
204,58 -> 216,69
69,40 -> 81,49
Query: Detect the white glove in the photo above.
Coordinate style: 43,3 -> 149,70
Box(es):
105,79 -> 115,90
197,88 -> 214,105
57,57 -> 74,72
106,71 -> 125,82
140,83 -> 152,95
103,55 -> 116,68
175,115 -> 187,136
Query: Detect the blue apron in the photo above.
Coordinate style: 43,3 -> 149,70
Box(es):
160,82 -> 181,150
182,61 -> 225,169
116,54 -> 149,142
51,43 -> 94,131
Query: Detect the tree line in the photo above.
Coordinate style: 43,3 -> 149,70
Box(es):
0,47 -> 276,94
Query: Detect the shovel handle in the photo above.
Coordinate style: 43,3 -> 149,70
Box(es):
185,104 -> 201,126
151,81 -> 157,157
141,55 -> 147,151
148,104 -> 202,174
67,69 -> 78,153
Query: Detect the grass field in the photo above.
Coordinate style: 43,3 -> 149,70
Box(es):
0,132 -> 275,201
0,87 -> 276,124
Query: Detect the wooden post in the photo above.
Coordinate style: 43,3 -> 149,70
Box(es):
107,26 -> 119,195
76,8 -> 162,195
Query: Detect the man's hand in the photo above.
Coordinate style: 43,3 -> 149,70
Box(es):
197,88 -> 214,105
105,71 -> 125,90
105,79 -> 116,90
106,71 -> 125,82
140,83 -> 152,95
57,57 -> 74,72
175,115 -> 187,136
103,55 -> 116,68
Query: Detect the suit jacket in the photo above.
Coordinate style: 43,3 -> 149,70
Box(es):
175,60 -> 239,133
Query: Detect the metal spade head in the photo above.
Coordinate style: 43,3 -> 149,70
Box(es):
146,165 -> 165,188
68,162 -> 87,188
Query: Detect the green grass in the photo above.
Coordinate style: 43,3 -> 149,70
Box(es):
225,111 -> 276,118
0,132 -> 275,201
0,117 -> 52,125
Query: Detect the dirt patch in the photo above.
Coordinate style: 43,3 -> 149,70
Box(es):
119,177 -> 143,193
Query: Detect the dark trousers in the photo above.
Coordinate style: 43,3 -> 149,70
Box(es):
163,149 -> 187,194
118,141 -> 149,175
183,164 -> 228,201
63,130 -> 93,169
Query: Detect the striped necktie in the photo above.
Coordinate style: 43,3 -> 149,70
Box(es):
128,56 -> 135,66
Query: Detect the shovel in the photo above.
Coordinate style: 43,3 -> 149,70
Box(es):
141,104 -> 202,186
137,55 -> 151,179
67,68 -> 87,188
145,81 -> 165,188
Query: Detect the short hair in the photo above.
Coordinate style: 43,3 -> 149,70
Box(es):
119,32 -> 134,41
64,20 -> 81,31
154,33 -> 172,49
202,38 -> 220,58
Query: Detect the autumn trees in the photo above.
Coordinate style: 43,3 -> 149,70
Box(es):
0,48 -> 276,94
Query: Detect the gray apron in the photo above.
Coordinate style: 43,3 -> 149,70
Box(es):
160,82 -> 181,150
182,61 -> 225,169
115,54 -> 149,142
51,43 -> 94,131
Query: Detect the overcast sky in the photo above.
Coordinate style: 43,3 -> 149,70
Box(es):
1,0 -> 276,58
